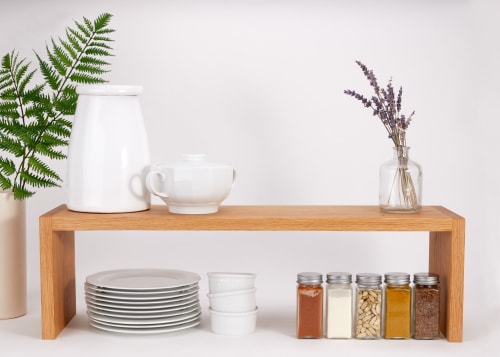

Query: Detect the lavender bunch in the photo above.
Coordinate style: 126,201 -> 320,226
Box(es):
344,61 -> 415,148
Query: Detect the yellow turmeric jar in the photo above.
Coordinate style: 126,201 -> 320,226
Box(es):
384,272 -> 411,339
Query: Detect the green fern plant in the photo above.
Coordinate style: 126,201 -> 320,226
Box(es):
0,13 -> 114,199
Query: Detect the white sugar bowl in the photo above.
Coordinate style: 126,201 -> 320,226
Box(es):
146,154 -> 235,214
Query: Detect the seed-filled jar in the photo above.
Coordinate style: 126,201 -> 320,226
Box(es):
413,272 -> 441,339
296,272 -> 323,338
355,273 -> 382,339
384,272 -> 412,339
326,272 -> 353,339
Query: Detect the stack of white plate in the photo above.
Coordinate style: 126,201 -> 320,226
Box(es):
84,268 -> 201,334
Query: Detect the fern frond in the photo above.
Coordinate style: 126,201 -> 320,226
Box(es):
69,72 -> 106,84
18,69 -> 37,96
36,54 -> 61,91
75,63 -> 108,75
24,104 -> 45,120
0,101 -> 19,119
1,51 -> 36,103
79,55 -> 110,66
45,120 -> 72,138
83,16 -> 94,33
0,156 -> 16,176
1,13 -> 115,199
89,41 -> 113,50
67,28 -> 87,47
75,21 -> 91,38
41,131 -> 70,147
0,75 -> 12,91
0,174 -> 12,190
28,155 -> 60,179
46,44 -> 68,76
0,87 -> 17,100
35,141 -> 67,160
21,170 -> 59,187
51,39 -> 73,68
53,95 -> 77,115
0,135 -> 23,157
85,47 -> 112,57
14,61 -> 30,85
12,185 -> 34,200
95,28 -> 115,35
59,38 -> 78,60
93,35 -> 114,42
23,84 -> 44,101
94,13 -> 113,30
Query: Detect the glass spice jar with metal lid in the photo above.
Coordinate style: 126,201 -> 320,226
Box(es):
354,273 -> 382,339
326,272 -> 353,339
413,272 -> 441,339
296,272 -> 323,338
384,272 -> 412,339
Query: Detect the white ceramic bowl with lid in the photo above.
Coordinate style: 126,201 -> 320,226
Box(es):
145,154 -> 235,214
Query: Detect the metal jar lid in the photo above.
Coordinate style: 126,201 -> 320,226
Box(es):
326,272 -> 352,284
355,273 -> 382,286
297,272 -> 323,285
384,272 -> 410,285
413,272 -> 440,285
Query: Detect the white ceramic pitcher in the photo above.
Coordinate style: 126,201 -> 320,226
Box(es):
66,85 -> 151,213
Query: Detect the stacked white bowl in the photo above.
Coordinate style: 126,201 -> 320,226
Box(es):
207,272 -> 257,335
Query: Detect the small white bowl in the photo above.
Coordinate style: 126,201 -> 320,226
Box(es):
207,288 -> 256,313
207,272 -> 256,293
209,308 -> 258,335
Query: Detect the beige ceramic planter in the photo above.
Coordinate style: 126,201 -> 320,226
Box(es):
0,191 -> 26,319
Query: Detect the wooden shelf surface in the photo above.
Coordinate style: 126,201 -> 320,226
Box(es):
42,204 -> 459,231
39,204 -> 465,342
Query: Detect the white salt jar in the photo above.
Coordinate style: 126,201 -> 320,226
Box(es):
326,272 -> 353,339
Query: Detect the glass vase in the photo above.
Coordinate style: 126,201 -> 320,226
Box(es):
379,146 -> 422,213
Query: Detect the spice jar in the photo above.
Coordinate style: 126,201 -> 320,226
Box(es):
384,272 -> 412,339
296,272 -> 323,338
354,273 -> 382,339
326,272 -> 353,339
413,272 -> 441,339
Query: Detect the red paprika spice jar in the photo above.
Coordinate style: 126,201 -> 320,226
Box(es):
296,272 -> 323,338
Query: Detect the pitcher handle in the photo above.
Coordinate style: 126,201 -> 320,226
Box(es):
145,170 -> 169,198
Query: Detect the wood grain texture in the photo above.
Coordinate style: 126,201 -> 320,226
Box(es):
43,205 -> 455,231
39,205 -> 464,341
39,216 -> 75,340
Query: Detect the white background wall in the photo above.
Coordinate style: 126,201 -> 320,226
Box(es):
1,0 -> 499,356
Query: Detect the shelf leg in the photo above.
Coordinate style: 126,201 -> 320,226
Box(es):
429,217 -> 465,342
39,218 -> 76,340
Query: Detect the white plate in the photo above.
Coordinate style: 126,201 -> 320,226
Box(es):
89,317 -> 201,334
85,300 -> 200,316
84,282 -> 199,296
85,297 -> 199,312
86,269 -> 201,291
87,310 -> 201,326
84,287 -> 199,302
88,315 -> 201,330
86,303 -> 200,319
85,294 -> 199,309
